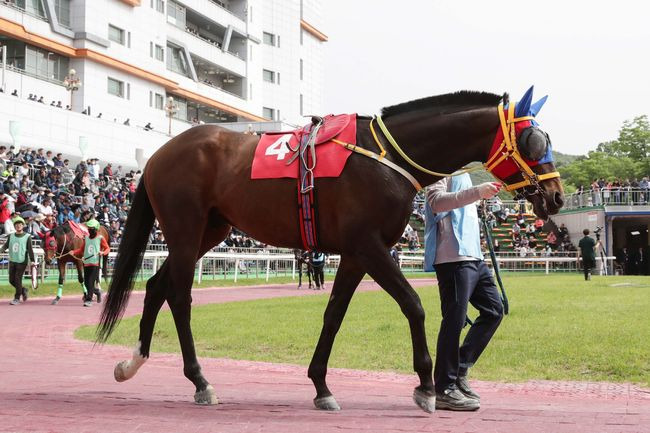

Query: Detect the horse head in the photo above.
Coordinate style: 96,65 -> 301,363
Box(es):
42,226 -> 67,264
484,86 -> 564,219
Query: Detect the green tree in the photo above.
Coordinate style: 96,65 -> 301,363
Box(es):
560,151 -> 642,188
561,115 -> 650,188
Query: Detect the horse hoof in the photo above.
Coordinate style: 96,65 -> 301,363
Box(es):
114,361 -> 129,382
412,388 -> 435,414
313,395 -> 340,411
194,385 -> 218,405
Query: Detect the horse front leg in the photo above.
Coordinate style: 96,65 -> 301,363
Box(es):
51,262 -> 66,305
358,244 -> 436,414
308,257 -> 364,410
74,259 -> 87,305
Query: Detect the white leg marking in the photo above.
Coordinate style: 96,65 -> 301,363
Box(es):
115,341 -> 147,382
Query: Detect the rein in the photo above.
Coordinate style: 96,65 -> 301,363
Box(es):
339,102 -> 560,196
52,231 -> 70,260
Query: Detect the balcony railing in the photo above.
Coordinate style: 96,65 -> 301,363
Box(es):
563,188 -> 650,210
0,63 -> 65,86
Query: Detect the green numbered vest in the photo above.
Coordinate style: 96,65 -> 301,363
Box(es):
83,236 -> 102,266
8,233 -> 30,263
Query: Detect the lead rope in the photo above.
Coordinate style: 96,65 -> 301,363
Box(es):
479,200 -> 509,315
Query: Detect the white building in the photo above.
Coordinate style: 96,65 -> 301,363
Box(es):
0,0 -> 326,166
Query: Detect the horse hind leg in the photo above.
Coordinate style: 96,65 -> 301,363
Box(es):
114,260 -> 169,382
114,218 -> 229,404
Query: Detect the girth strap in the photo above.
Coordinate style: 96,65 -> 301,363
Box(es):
296,119 -> 322,250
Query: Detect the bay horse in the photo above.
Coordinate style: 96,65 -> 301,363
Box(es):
98,87 -> 564,413
42,221 -> 111,304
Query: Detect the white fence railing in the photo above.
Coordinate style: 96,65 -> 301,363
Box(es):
0,250 -> 618,286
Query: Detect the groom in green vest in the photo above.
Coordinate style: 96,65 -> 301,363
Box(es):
71,219 -> 110,307
1,216 -> 35,305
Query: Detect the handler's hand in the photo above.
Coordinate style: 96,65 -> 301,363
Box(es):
477,182 -> 502,199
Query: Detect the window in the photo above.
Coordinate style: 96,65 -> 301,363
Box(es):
15,0 -> 46,18
249,83 -> 252,99
263,32 -> 275,46
12,41 -> 70,82
300,94 -> 303,116
155,93 -> 164,109
263,69 -> 275,83
166,43 -> 189,77
156,0 -> 165,13
149,42 -> 153,57
167,0 -> 186,28
262,107 -> 275,120
107,77 -> 124,97
108,25 -> 125,45
300,59 -> 303,80
54,0 -> 71,27
155,44 -> 164,61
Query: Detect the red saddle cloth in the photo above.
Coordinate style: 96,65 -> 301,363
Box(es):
68,220 -> 89,238
251,114 -> 356,179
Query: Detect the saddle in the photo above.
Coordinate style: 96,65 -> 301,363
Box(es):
252,113 -> 357,251
68,220 -> 89,238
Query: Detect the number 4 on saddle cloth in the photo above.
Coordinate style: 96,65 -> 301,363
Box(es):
251,114 -> 357,251
251,113 -> 356,181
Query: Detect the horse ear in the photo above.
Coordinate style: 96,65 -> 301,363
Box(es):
530,95 -> 548,117
515,85 -> 534,117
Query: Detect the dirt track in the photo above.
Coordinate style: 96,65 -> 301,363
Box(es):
1,280 -> 649,433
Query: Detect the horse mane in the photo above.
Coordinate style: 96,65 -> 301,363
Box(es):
380,91 -> 506,118
51,223 -> 72,237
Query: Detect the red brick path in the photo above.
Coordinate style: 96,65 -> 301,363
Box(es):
1,279 -> 649,433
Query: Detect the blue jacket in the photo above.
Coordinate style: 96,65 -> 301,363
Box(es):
424,174 -> 483,271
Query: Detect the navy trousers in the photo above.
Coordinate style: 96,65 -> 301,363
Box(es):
433,260 -> 504,393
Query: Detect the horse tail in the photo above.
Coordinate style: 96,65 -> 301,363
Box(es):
97,180 -> 154,342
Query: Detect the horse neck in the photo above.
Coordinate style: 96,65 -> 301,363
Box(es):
381,107 -> 499,187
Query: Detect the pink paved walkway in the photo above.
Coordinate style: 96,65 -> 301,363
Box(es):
1,279 -> 649,433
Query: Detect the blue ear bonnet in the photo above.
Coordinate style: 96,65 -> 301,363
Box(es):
515,86 -> 554,165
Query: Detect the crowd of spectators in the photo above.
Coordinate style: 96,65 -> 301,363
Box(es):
0,145 -> 143,245
574,177 -> 650,207
0,143 -> 280,254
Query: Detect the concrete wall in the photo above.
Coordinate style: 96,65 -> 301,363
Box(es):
0,91 -> 193,167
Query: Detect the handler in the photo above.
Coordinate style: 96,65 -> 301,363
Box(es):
425,174 -> 503,411
71,219 -> 110,307
0,216 -> 35,305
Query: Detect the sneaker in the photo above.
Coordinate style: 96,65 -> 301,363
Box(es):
9,299 -> 20,305
456,375 -> 480,401
51,296 -> 60,305
96,290 -> 102,304
83,301 -> 93,307
435,386 -> 480,411
21,288 -> 28,302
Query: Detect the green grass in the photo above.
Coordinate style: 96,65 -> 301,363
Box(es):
0,272 -> 431,299
75,274 -> 650,386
